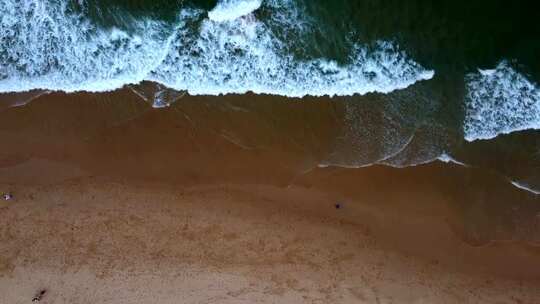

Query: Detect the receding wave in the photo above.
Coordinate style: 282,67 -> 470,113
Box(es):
0,0 -> 434,97
510,181 -> 540,195
464,61 -> 540,142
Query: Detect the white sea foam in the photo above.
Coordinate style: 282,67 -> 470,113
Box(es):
464,61 -> 540,141
208,0 -> 262,22
0,0 -> 171,93
437,153 -> 467,166
149,7 -> 434,97
0,0 -> 434,97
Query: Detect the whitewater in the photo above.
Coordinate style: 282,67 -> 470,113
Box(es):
0,0 -> 434,97
464,61 -> 540,141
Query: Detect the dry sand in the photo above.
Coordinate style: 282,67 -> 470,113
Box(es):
1,178 -> 539,304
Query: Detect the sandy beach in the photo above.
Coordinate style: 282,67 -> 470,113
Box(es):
2,0 -> 540,302
2,177 -> 540,303
1,92 -> 540,303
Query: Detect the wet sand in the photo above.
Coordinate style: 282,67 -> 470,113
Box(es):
1,92 -> 539,303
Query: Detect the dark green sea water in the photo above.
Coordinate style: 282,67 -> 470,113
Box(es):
74,0 -> 540,74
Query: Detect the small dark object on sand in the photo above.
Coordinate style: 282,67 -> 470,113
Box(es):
3,193 -> 12,201
335,203 -> 342,209
32,289 -> 46,302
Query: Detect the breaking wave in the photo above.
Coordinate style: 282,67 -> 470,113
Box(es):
0,0 -> 434,97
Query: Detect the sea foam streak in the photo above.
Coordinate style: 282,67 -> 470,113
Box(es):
464,61 -> 540,141
510,181 -> 540,195
0,0 -> 434,97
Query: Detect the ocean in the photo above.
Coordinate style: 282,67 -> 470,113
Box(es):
1,0 -> 539,193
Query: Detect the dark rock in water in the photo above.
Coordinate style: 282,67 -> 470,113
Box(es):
129,82 -> 186,108
32,289 -> 46,302
2,193 -> 12,201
